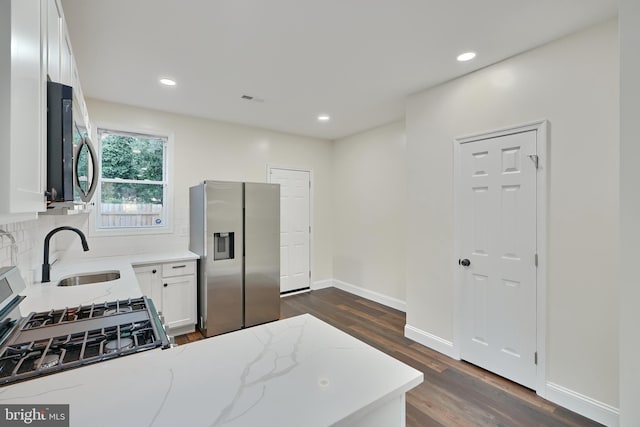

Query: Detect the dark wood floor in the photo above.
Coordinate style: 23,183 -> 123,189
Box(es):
176,288 -> 602,427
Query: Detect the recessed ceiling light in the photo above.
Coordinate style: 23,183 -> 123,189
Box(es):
317,114 -> 331,122
457,52 -> 476,62
159,78 -> 176,86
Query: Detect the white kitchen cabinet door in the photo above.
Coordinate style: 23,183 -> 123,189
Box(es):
60,28 -> 72,86
161,275 -> 197,330
45,0 -> 61,82
71,62 -> 91,133
133,264 -> 162,307
0,0 -> 47,216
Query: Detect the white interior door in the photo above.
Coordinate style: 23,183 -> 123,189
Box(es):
458,130 -> 537,389
269,168 -> 310,293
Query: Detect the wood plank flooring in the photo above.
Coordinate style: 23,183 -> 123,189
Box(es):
176,287 -> 602,427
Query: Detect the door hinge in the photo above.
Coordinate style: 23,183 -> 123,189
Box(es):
528,154 -> 539,169
309,226 -> 311,233
534,352 -> 538,365
309,181 -> 311,189
309,271 -> 311,279
534,253 -> 538,267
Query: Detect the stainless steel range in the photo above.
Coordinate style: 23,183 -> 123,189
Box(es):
0,266 -> 170,386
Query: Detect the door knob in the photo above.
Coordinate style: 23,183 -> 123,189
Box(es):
459,258 -> 471,267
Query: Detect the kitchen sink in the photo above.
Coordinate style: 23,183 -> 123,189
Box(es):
57,271 -> 121,287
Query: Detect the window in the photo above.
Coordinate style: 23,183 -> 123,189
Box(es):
96,129 -> 169,230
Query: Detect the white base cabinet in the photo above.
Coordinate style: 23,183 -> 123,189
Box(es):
134,260 -> 197,334
133,265 -> 162,307
161,276 -> 196,331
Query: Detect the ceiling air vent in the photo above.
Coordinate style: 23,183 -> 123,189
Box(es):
241,94 -> 265,103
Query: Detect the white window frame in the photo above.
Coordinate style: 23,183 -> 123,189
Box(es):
89,125 -> 174,237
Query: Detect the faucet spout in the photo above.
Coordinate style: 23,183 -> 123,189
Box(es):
42,226 -> 90,283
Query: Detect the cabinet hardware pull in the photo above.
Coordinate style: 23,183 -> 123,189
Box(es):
172,265 -> 186,269
152,269 -> 157,274
164,283 -> 168,287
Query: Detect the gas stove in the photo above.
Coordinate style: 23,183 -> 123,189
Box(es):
21,298 -> 151,328
0,267 -> 170,386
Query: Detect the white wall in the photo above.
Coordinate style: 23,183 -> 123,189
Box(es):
332,121 -> 406,303
619,1 -> 640,425
61,99 -> 334,282
405,18 -> 619,411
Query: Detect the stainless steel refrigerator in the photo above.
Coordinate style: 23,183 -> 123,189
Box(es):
189,181 -> 280,337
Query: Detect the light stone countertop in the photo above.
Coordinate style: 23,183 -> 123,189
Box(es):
0,314 -> 423,427
18,251 -> 198,314
3,252 -> 423,426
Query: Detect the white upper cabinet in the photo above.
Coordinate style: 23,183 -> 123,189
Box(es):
71,63 -> 90,134
60,21 -> 73,86
0,0 -> 47,216
0,0 -> 90,217
46,0 -> 72,87
46,0 -> 61,83
46,0 -> 85,110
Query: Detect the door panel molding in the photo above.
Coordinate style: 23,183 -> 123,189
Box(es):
267,165 -> 313,293
453,119 -> 548,396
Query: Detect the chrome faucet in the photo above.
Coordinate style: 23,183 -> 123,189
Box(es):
0,229 -> 18,266
42,226 -> 89,283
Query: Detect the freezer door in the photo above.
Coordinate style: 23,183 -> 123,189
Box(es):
203,181 -> 244,337
244,182 -> 281,327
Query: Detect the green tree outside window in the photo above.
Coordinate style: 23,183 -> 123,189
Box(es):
97,129 -> 168,229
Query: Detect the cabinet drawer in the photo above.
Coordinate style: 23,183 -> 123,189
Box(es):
162,260 -> 195,278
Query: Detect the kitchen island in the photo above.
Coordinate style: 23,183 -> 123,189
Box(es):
0,314 -> 422,426
0,255 -> 423,426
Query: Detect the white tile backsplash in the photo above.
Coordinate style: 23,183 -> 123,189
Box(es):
0,216 -> 58,286
1,212 -> 189,286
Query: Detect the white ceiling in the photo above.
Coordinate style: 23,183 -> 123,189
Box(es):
61,0 -> 617,140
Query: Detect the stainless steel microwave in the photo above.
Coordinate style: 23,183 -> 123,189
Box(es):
46,81 -> 98,206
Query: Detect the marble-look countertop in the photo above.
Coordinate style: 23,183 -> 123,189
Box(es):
0,314 -> 423,427
18,251 -> 198,314
4,252 -> 422,425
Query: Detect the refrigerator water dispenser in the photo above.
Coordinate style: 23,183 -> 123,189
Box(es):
213,232 -> 234,260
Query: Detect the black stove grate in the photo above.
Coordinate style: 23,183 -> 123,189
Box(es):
21,298 -> 149,330
0,297 -> 167,386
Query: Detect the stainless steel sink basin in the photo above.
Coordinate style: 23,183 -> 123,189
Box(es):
57,270 -> 121,287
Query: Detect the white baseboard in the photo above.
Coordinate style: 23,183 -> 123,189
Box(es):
404,324 -> 459,360
330,279 -> 406,312
304,280 -> 618,427
311,279 -> 334,290
545,382 -> 619,426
